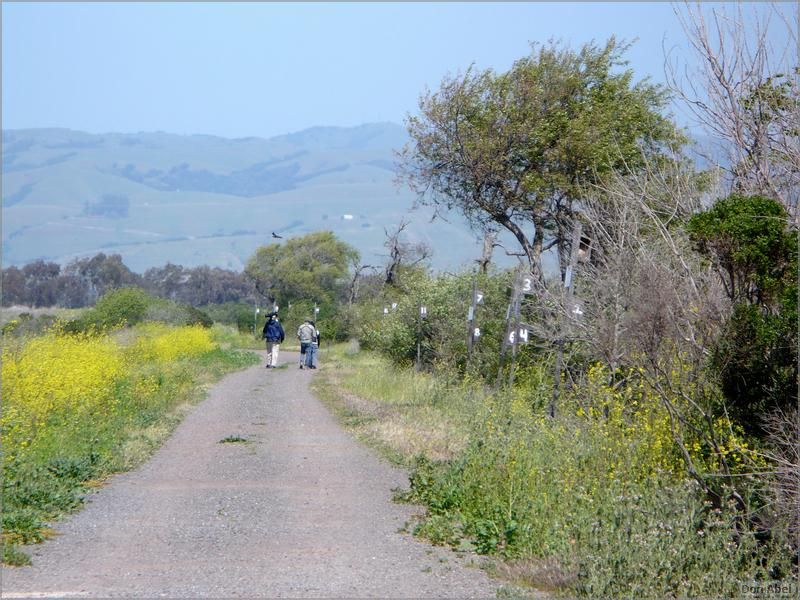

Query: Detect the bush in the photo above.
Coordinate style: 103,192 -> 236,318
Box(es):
1,313 -> 58,338
64,287 -> 152,332
401,365 -> 793,596
144,299 -> 212,328
356,268 -> 512,377
201,302 -> 256,333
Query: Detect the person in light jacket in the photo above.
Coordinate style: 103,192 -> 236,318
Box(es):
297,319 -> 316,369
304,321 -> 321,369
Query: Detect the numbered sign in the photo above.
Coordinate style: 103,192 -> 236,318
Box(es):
383,307 -> 389,314
508,327 -> 530,345
420,306 -> 427,318
476,292 -> 484,305
473,327 -> 481,339
314,307 -> 320,314
391,302 -> 398,310
564,266 -> 573,290
521,274 -> 536,294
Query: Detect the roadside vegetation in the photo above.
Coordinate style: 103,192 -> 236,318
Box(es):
2,5 -> 796,596
315,11 -> 799,597
1,288 -> 259,565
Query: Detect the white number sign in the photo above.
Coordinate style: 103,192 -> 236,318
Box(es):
508,327 -> 530,345
521,274 -> 535,294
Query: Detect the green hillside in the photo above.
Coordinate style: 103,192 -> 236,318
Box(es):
2,124 -> 501,272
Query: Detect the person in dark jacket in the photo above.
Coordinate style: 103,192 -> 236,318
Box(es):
262,313 -> 285,368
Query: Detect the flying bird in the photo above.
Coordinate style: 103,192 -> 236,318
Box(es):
271,232 -> 283,239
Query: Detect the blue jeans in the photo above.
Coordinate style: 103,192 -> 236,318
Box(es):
304,343 -> 318,368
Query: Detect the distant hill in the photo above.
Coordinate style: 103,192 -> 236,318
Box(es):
2,124 -> 505,273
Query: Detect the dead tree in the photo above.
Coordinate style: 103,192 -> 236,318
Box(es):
383,219 -> 432,286
667,1 -> 799,225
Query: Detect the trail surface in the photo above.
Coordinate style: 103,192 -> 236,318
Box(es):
2,351 -> 499,599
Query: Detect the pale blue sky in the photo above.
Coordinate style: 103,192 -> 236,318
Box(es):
2,2 -> 791,139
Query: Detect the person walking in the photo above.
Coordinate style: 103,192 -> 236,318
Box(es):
305,321 -> 321,369
297,319 -> 316,369
262,313 -> 285,368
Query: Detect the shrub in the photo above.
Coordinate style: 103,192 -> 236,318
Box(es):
64,287 -> 153,332
144,299 -> 213,328
401,364 -> 792,596
1,321 -> 258,558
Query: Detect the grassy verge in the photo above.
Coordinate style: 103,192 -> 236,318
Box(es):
312,344 -> 797,598
1,323 -> 259,565
311,343 -> 484,466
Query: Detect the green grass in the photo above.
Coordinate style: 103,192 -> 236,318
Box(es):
312,343 -> 484,466
1,327 -> 260,565
311,345 -> 798,598
218,435 -> 248,444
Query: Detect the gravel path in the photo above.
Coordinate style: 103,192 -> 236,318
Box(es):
2,351 -> 500,598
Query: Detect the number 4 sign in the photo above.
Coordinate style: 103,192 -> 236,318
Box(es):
508,327 -> 529,345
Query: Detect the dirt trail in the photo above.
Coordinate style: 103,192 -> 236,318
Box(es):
1,351 -> 499,598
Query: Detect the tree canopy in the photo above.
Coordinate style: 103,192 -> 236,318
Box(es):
244,231 -> 358,305
399,38 -> 683,282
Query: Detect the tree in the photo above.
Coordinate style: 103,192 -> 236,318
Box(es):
142,263 -> 187,301
1,266 -> 26,306
668,2 -> 799,224
399,38 -> 682,283
687,194 -> 796,305
688,194 -> 798,431
383,219 -> 432,286
22,260 -> 61,307
62,253 -> 140,305
244,231 -> 358,305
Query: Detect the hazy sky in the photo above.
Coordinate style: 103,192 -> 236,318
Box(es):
2,2 -> 792,139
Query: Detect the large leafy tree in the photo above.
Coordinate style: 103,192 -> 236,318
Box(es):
244,231 -> 358,305
688,194 -> 797,430
399,38 -> 682,282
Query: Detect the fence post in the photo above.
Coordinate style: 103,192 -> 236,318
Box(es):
550,220 -> 583,418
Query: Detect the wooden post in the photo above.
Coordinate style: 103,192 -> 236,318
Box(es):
416,303 -> 422,371
550,220 -> 583,418
508,279 -> 523,388
466,274 -> 477,365
495,265 -> 523,389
